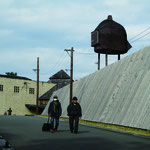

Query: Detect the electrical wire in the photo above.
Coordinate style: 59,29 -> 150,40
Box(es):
40,51 -> 67,75
129,26 -> 150,42
41,26 -> 150,77
75,28 -> 150,55
75,52 -> 96,55
50,53 -> 67,74
130,31 -> 150,43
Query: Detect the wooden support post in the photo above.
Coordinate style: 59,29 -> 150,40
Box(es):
98,53 -> 100,70
105,54 -> 108,66
118,54 -> 120,60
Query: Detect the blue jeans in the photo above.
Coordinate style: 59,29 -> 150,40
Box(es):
50,117 -> 59,130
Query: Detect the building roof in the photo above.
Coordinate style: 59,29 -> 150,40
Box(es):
0,74 -> 31,81
39,85 -> 57,101
49,70 -> 70,80
39,70 -> 70,101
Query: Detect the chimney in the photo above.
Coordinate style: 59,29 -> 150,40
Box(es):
107,15 -> 113,20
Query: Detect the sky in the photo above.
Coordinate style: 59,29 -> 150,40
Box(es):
0,0 -> 150,82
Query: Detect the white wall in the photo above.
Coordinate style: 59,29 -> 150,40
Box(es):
0,78 -> 55,115
43,46 -> 150,130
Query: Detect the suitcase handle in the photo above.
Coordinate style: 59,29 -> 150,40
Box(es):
47,116 -> 50,123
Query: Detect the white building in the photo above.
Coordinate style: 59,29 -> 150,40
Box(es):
0,74 -> 55,115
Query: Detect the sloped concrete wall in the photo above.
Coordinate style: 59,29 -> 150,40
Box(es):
42,46 -> 150,130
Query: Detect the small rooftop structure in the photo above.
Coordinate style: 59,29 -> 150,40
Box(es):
91,15 -> 132,69
91,15 -> 132,55
49,69 -> 70,80
38,70 -> 70,112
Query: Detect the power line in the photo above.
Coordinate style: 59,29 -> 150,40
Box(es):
40,51 -> 67,75
51,51 -> 66,70
40,26 -> 150,77
75,52 -> 96,55
129,26 -> 150,42
51,53 -> 67,74
130,31 -> 150,43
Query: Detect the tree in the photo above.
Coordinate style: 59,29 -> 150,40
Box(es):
5,72 -> 17,76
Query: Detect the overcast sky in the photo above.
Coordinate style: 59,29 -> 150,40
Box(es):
0,0 -> 150,81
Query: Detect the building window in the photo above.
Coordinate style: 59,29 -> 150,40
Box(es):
29,88 -> 34,94
0,85 -> 3,91
40,100 -> 48,105
14,86 -> 19,93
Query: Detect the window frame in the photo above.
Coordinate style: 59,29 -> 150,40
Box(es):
14,86 -> 19,93
29,88 -> 35,94
0,84 -> 3,92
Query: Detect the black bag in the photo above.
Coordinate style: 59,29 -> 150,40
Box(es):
42,117 -> 52,131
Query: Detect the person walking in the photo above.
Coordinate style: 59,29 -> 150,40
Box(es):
48,95 -> 62,133
67,96 -> 82,134
7,108 -> 12,115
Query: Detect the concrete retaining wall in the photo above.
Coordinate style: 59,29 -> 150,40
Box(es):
42,46 -> 150,130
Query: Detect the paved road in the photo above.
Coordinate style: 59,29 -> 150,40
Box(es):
0,115 -> 149,150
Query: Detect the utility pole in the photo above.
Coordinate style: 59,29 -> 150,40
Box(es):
36,57 -> 39,115
64,47 -> 74,104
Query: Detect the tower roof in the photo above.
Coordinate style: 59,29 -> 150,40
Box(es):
49,70 -> 70,80
92,15 -> 132,55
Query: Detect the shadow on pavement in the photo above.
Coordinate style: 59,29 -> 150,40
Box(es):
16,137 -> 150,150
78,131 -> 90,134
53,130 -> 90,134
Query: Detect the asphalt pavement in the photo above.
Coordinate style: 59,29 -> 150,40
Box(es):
0,115 -> 150,150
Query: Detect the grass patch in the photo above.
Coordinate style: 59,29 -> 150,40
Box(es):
80,120 -> 150,137
39,115 -> 150,137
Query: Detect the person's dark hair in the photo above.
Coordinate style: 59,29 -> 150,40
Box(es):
53,95 -> 58,99
72,96 -> 78,101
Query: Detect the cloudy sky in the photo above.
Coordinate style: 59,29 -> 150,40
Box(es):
0,0 -> 150,81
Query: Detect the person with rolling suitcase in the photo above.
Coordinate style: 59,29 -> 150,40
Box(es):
48,95 -> 62,133
42,117 -> 52,131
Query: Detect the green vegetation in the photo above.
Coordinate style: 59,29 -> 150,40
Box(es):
5,72 -> 17,76
79,120 -> 150,137
40,115 -> 150,137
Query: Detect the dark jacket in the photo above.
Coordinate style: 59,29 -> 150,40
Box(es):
48,100 -> 62,118
67,102 -> 82,117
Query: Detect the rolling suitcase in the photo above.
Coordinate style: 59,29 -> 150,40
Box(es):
42,117 -> 52,131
